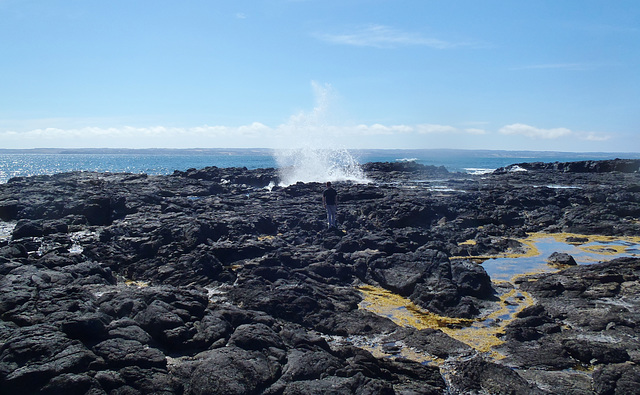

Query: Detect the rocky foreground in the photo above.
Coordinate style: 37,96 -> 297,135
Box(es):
0,159 -> 639,394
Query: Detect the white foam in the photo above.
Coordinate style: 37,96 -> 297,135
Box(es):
276,146 -> 368,186
465,168 -> 495,175
0,221 -> 16,240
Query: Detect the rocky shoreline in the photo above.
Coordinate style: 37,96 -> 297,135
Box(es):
1,159 -> 639,394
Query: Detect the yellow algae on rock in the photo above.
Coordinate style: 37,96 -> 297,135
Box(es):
444,287 -> 535,358
358,284 -> 535,358
357,233 -> 640,362
358,285 -> 471,330
124,279 -> 149,287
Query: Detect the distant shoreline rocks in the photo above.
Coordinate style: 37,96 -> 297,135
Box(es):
495,158 -> 640,174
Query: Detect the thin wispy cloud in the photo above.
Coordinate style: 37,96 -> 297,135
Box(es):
314,25 -> 462,49
499,124 -> 572,139
349,123 -> 484,136
415,124 -> 458,134
511,63 -> 596,71
568,22 -> 639,34
580,131 -> 612,142
465,128 -> 487,135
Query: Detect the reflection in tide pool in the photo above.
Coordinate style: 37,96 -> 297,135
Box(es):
481,233 -> 640,282
358,233 -> 640,361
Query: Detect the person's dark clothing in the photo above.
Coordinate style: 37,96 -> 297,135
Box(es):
323,188 -> 337,206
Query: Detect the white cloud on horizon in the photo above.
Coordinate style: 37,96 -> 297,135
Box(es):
314,25 -> 460,49
580,131 -> 612,141
0,122 -> 487,146
415,124 -> 458,134
499,124 -> 572,139
499,123 -> 611,141
354,124 -> 413,135
0,124 -> 275,148
0,121 -> 612,149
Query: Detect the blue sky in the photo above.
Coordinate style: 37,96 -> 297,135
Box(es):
1,0 -> 638,151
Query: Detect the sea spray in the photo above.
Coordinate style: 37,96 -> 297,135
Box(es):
273,81 -> 369,186
276,145 -> 367,186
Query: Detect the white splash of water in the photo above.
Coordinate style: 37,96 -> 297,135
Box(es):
274,82 -> 369,186
277,146 -> 367,186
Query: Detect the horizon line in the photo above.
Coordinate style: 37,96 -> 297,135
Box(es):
1,147 -> 639,155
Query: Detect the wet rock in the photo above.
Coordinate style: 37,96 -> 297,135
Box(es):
504,304 -> 560,342
547,251 -> 577,266
451,259 -> 494,298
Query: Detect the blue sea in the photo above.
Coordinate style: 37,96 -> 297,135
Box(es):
1,148 -> 639,184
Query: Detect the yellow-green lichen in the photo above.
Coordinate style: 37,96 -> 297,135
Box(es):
358,284 -> 534,358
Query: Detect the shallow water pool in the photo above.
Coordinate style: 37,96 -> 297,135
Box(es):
482,233 -> 640,282
358,233 -> 640,361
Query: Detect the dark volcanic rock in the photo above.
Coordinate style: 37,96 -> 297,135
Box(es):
547,251 -> 578,266
362,161 -> 450,176
183,347 -> 281,395
92,338 -> 166,369
502,257 -> 640,378
449,356 -> 546,394
0,324 -> 101,393
497,158 -> 640,173
593,363 -> 640,395
1,159 -> 639,393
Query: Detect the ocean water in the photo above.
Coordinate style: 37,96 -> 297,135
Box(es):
1,148 -> 639,184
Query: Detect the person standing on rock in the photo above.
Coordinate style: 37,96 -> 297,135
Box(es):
323,181 -> 338,229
